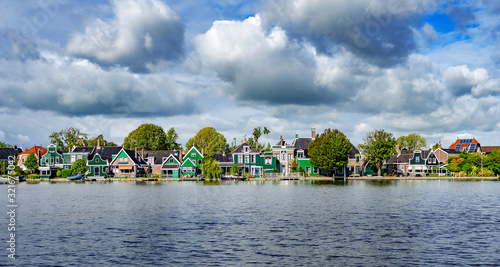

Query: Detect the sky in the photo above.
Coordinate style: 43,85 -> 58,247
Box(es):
1,0 -> 500,150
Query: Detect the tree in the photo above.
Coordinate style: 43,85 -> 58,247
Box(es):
396,133 -> 427,150
71,159 -> 88,175
252,126 -> 270,147
201,158 -> 221,180
24,152 -> 38,174
88,134 -> 118,147
185,127 -> 226,157
165,127 -> 180,149
0,141 -> 11,148
123,124 -> 171,150
308,128 -> 352,176
230,163 -> 240,176
264,143 -> 272,152
484,149 -> 500,175
49,127 -> 89,152
359,129 -> 397,176
432,143 -> 440,150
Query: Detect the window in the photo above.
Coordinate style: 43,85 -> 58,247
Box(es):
56,157 -> 59,164
416,157 -> 420,163
281,154 -> 286,161
45,158 -> 48,164
244,155 -> 249,163
51,157 -> 54,164
356,156 -> 360,163
251,155 -> 256,163
265,157 -> 272,165
191,153 -> 196,157
244,146 -> 249,153
305,167 -> 311,173
289,154 -> 293,160
297,151 -> 304,159
71,155 -> 76,163
96,158 -> 99,163
169,158 -> 174,164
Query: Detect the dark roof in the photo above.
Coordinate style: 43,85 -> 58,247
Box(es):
386,150 -> 414,164
350,143 -> 359,158
0,148 -> 23,161
213,153 -> 233,163
90,146 -> 123,162
481,146 -> 500,154
232,143 -> 259,153
292,137 -> 312,150
72,147 -> 95,153
143,150 -> 182,165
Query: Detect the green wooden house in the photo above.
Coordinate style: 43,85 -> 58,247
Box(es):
181,147 -> 203,177
39,144 -> 64,178
232,142 -> 263,177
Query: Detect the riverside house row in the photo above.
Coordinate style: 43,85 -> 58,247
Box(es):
2,131 -> 497,178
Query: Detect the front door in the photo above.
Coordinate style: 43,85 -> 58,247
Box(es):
94,167 -> 100,176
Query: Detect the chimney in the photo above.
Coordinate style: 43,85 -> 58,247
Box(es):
201,148 -> 204,155
280,135 -> 283,141
135,147 -> 137,159
179,148 -> 183,163
241,140 -> 243,144
97,138 -> 101,148
233,138 -> 236,147
438,140 -> 441,149
223,150 -> 225,156
311,128 -> 316,139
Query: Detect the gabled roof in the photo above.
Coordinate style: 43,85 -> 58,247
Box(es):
449,138 -> 480,152
386,150 -> 414,164
213,153 -> 233,163
0,147 -> 22,161
292,137 -> 312,150
144,150 -> 182,165
18,146 -> 47,157
480,146 -> 500,154
183,146 -> 203,160
350,143 -> 359,158
181,159 -> 196,168
232,142 -> 259,153
72,147 -> 95,153
90,146 -> 123,162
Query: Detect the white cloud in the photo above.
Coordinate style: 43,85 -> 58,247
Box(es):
67,0 -> 184,73
0,130 -> 5,141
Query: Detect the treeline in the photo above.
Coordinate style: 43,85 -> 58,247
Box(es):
447,150 -> 500,176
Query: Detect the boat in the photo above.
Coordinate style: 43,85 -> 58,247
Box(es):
221,175 -> 247,181
67,173 -> 85,180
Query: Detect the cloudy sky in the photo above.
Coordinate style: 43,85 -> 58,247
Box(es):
1,0 -> 499,149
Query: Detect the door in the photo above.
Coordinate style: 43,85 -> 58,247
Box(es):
94,167 -> 100,176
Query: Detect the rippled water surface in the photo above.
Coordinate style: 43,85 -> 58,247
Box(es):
3,180 -> 500,266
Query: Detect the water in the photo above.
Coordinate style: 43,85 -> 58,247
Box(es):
2,180 -> 500,266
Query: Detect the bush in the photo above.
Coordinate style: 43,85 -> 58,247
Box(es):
477,169 -> 495,177
28,174 -> 40,179
61,169 -> 72,178
56,170 -> 62,177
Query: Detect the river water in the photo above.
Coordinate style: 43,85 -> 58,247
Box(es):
2,180 -> 500,266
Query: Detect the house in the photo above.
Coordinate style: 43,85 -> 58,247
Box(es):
385,147 -> 414,176
181,146 -> 203,177
144,150 -> 182,178
61,146 -> 95,170
261,151 -> 279,174
39,144 -> 64,178
347,143 -> 363,176
109,148 -> 145,177
292,131 -> 318,176
449,138 -> 480,153
17,145 -> 47,171
479,146 -> 500,155
0,146 -> 22,175
408,150 -> 427,176
272,136 -> 295,175
232,142 -> 263,176
87,146 -> 122,177
213,152 -> 234,175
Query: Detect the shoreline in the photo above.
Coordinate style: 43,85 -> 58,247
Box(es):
13,176 -> 500,183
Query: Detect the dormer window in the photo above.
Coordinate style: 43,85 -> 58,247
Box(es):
297,151 -> 304,159
244,146 -> 249,153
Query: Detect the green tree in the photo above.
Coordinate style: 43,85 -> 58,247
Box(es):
252,126 -> 270,147
49,127 -> 89,152
165,127 -> 180,149
71,159 -> 88,175
264,142 -> 272,152
432,143 -> 440,150
185,127 -> 227,157
123,124 -> 171,150
308,128 -> 352,176
484,149 -> 500,175
0,141 -> 11,148
24,152 -> 39,174
359,129 -> 397,176
201,158 -> 221,180
88,134 -> 118,147
230,163 -> 240,176
396,133 -> 427,150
